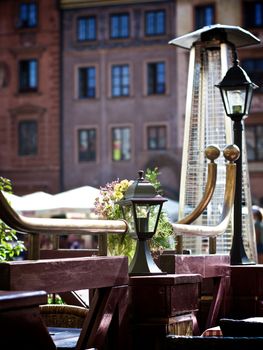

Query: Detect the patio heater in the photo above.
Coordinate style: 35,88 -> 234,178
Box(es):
169,25 -> 259,259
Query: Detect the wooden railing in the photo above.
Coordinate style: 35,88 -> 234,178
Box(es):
0,190 -> 128,259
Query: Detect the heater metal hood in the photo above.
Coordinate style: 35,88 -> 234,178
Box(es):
169,24 -> 260,50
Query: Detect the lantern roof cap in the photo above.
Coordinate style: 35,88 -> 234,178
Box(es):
119,170 -> 167,203
169,24 -> 260,50
216,59 -> 258,88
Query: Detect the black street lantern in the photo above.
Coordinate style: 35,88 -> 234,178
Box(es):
117,170 -> 167,275
216,57 -> 258,120
216,54 -> 258,265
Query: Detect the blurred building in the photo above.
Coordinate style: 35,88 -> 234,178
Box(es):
60,0 -> 181,199
0,0 -> 61,194
0,0 -> 262,205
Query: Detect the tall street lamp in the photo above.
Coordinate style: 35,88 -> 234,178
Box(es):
117,170 -> 167,275
216,52 -> 258,265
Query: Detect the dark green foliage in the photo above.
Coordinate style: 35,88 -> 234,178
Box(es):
0,177 -> 26,261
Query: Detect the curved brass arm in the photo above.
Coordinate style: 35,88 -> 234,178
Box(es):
0,191 -> 128,235
178,145 -> 220,224
173,145 -> 239,237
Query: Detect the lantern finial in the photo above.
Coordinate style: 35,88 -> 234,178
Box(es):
138,170 -> 144,180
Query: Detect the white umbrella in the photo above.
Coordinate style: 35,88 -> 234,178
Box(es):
3,186 -> 100,218
53,186 -> 100,211
20,191 -> 56,211
2,192 -> 24,211
163,199 -> 179,222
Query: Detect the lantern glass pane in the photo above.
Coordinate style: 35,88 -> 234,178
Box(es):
223,88 -> 246,115
135,203 -> 160,233
122,205 -> 136,232
245,85 -> 254,115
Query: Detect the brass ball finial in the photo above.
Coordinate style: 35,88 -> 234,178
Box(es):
223,144 -> 240,162
205,145 -> 220,161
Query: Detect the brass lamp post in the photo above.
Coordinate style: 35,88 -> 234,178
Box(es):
216,53 -> 258,265
117,170 -> 167,275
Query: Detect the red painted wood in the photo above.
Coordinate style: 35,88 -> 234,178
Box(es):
0,291 -> 55,350
0,290 -> 47,310
230,265 -> 263,318
159,254 -> 231,330
76,286 -> 129,350
40,249 -> 98,259
160,254 -> 230,278
0,256 -> 128,293
130,274 -> 202,319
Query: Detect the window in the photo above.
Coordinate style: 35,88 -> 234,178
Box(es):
78,129 -> 96,162
19,59 -> 38,92
79,67 -> 96,98
18,120 -> 37,156
110,13 -> 129,39
195,4 -> 214,29
111,65 -> 129,97
242,59 -> 263,91
147,62 -> 165,95
145,10 -> 165,36
246,125 -> 263,161
77,16 -> 96,41
112,127 -> 131,161
18,2 -> 37,28
147,126 -> 167,150
244,1 -> 263,28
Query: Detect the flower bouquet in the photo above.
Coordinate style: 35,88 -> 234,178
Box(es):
94,168 -> 173,261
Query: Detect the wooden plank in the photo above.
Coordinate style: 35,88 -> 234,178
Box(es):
40,249 -> 98,259
160,254 -> 230,278
130,274 -> 201,320
0,256 -> 128,293
0,290 -> 47,311
76,285 -> 129,350
0,291 -> 56,350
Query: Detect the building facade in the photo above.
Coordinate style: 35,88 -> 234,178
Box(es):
0,0 -> 61,194
60,0 -> 181,199
0,0 -> 262,206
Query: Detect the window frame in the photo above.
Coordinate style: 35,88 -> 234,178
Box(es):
110,13 -> 130,39
242,58 -> 263,92
77,16 -> 97,42
18,120 -> 38,157
145,10 -> 166,36
18,58 -> 38,93
77,128 -> 97,162
18,2 -> 38,29
194,4 -> 215,30
111,64 -> 130,97
111,126 -> 132,162
243,1 -> 263,28
147,125 -> 167,150
78,66 -> 96,99
246,124 -> 263,162
147,61 -> 166,95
